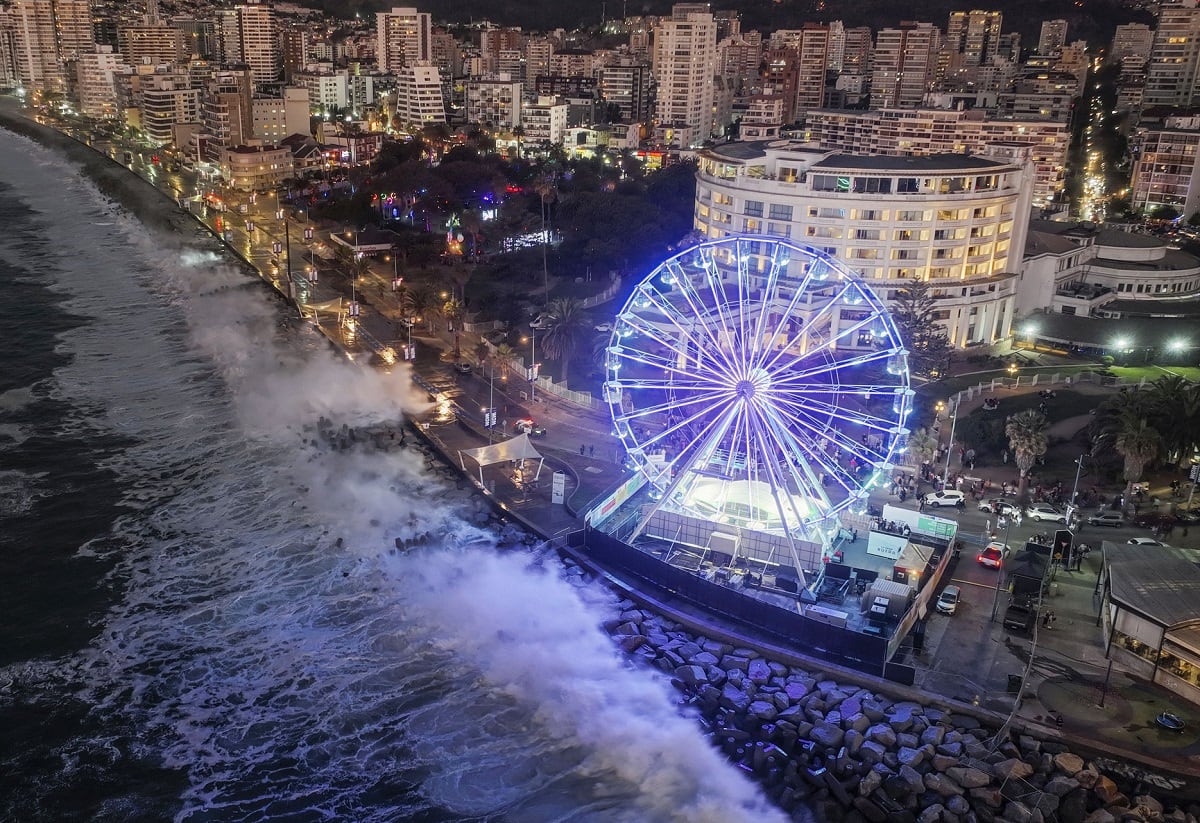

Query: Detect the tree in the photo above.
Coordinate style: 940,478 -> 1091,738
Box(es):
889,279 -> 952,378
1005,409 -> 1048,500
1147,375 -> 1200,465
1150,204 -> 1180,222
409,286 -> 440,332
539,297 -> 588,384
906,427 -> 939,470
1113,418 -> 1162,497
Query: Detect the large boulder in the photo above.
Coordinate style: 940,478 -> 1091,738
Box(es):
897,746 -> 926,768
720,683 -> 751,712
1053,752 -> 1085,776
924,772 -> 965,797
747,658 -> 772,685
993,758 -> 1035,781
1092,775 -> 1125,806
748,700 -> 778,722
810,722 -> 845,749
947,766 -> 992,789
899,763 -> 925,794
867,723 -> 898,748
673,665 -> 708,687
1002,800 -> 1036,823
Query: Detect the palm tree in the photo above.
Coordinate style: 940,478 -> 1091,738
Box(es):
473,338 -> 490,367
493,343 -> 517,378
539,297 -> 588,384
409,286 -> 440,332
1005,409 -> 1049,500
533,172 -> 558,301
1148,376 -> 1200,465
1100,411 -> 1163,499
442,296 -> 465,358
906,427 -> 939,470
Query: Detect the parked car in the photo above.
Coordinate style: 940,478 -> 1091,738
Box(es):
1133,512 -> 1178,529
594,322 -> 613,332
514,418 -> 547,437
1026,504 -> 1066,523
1128,537 -> 1169,546
923,489 -> 965,508
452,361 -> 472,374
936,585 -> 961,615
978,499 -> 1019,516
1088,512 -> 1125,528
529,313 -> 553,329
1003,598 -> 1038,633
977,542 -> 1008,569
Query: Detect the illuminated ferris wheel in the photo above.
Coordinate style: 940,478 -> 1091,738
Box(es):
604,236 -> 912,547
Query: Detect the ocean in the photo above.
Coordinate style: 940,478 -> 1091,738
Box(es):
0,126 -> 789,822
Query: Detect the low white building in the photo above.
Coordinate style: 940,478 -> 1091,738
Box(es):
217,144 -> 295,191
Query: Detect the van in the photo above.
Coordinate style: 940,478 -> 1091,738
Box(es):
936,585 -> 961,615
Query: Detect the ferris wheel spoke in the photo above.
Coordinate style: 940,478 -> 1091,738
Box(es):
747,242 -> 794,366
757,280 -> 855,375
631,391 -> 736,455
749,402 -> 836,518
744,407 -> 816,539
615,387 -> 732,424
764,311 -> 882,379
672,255 -> 745,376
777,348 -> 894,384
615,375 -> 731,394
769,392 -> 900,435
613,350 -> 736,392
780,404 -> 887,468
624,291 -> 741,384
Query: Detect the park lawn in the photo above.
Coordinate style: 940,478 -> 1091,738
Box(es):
1110,365 -> 1200,383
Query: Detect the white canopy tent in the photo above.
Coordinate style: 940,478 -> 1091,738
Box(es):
459,433 -> 545,485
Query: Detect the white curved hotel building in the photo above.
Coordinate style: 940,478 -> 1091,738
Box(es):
694,140 -> 1036,346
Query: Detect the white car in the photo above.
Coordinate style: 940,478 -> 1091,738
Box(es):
936,585 -> 961,615
594,322 -> 613,332
529,313 -> 553,329
1026,504 -> 1066,523
923,490 -> 965,508
1128,537 -> 1169,547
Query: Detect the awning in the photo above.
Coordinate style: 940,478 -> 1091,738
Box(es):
459,433 -> 545,484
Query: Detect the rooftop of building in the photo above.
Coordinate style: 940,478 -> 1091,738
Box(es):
1099,296 -> 1200,317
812,152 -> 1009,172
1103,542 -> 1200,629
703,140 -> 1011,171
1022,310 -> 1200,347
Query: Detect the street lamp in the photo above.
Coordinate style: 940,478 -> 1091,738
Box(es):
941,398 -> 959,487
1066,453 -> 1086,525
521,333 -> 538,401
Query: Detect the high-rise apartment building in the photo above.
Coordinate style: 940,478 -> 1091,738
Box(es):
944,10 -> 1003,67
1111,23 -> 1153,64
217,1 -> 281,87
465,72 -> 521,130
119,21 -> 189,68
9,0 -> 94,94
1130,115 -> 1200,218
597,57 -> 652,124
802,108 -> 1069,208
77,46 -> 126,118
394,62 -> 445,126
1037,20 -> 1068,55
793,24 -> 829,115
871,22 -> 939,108
652,3 -> 717,145
1144,0 -> 1200,109
376,7 -> 431,74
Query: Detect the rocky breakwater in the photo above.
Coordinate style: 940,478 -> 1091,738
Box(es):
567,558 -> 1198,823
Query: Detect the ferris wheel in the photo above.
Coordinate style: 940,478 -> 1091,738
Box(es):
604,236 -> 912,547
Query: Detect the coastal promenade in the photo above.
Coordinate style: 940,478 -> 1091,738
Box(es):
7,100 -> 1199,806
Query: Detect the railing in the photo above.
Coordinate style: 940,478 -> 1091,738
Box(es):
947,370 -> 1148,407
579,273 -> 623,309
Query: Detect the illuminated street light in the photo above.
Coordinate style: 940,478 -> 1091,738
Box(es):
1113,336 -> 1131,351
1169,338 -> 1188,353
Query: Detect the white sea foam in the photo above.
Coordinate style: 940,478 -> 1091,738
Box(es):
0,126 -> 788,822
